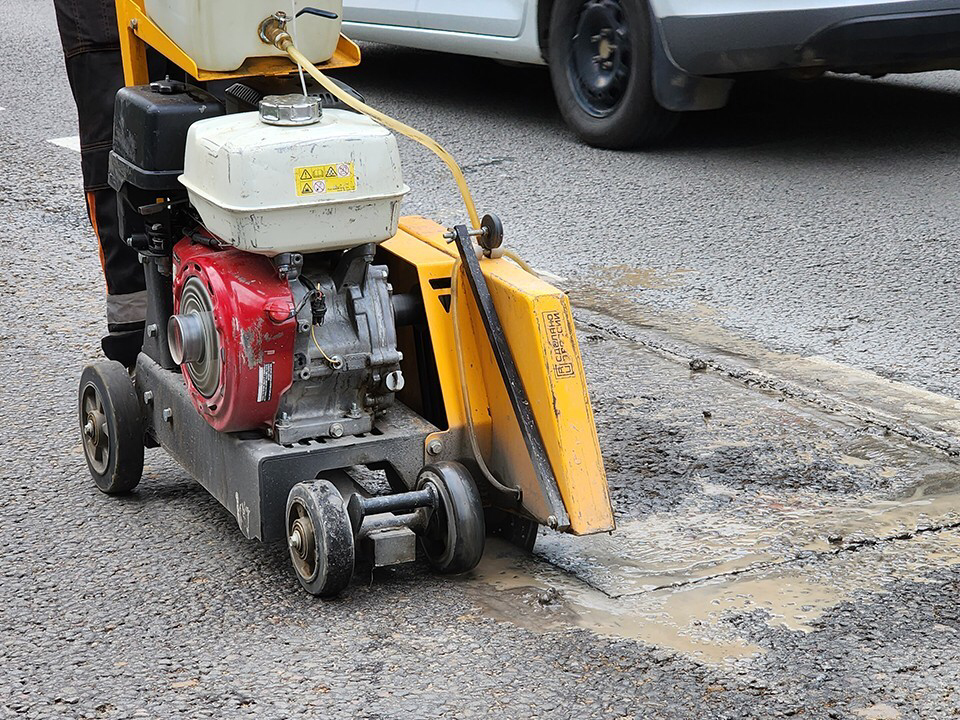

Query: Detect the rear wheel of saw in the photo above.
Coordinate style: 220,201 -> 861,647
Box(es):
78,362 -> 144,495
417,462 -> 485,574
286,480 -> 355,597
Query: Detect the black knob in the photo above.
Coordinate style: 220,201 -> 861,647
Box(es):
480,214 -> 504,251
149,77 -> 186,95
295,7 -> 339,20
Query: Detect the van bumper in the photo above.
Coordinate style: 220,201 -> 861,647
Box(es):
658,4 -> 960,76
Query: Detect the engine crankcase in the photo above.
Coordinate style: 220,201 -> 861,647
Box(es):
275,245 -> 404,444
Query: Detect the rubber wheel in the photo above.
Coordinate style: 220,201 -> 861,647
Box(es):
548,0 -> 677,149
286,480 -> 355,597
78,362 -> 144,495
416,462 -> 485,574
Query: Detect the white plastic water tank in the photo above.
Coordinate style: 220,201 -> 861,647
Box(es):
180,98 -> 408,256
143,0 -> 342,72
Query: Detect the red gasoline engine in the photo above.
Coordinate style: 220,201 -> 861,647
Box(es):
170,238 -> 297,433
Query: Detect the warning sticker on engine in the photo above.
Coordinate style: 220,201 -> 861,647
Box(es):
257,363 -> 274,403
295,163 -> 356,196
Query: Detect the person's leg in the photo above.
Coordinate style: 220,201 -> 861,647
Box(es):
54,0 -> 146,367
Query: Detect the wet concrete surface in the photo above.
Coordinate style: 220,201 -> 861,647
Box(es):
4,2 -> 960,718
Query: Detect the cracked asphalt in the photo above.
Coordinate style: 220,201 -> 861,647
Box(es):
3,2 -> 960,718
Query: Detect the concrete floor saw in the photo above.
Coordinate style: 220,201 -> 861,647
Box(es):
78,0 -> 614,596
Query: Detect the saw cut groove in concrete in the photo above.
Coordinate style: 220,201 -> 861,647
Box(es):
573,301 -> 960,460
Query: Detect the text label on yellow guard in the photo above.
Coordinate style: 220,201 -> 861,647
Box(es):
541,310 -> 577,379
295,163 -> 356,196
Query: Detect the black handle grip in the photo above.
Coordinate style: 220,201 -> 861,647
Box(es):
295,7 -> 340,20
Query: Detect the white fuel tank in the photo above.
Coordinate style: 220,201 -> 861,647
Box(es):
143,0 -> 342,72
180,96 -> 408,256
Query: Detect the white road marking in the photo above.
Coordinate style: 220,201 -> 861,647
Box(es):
48,135 -> 81,153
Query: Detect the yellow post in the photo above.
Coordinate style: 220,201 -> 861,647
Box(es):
115,0 -> 149,86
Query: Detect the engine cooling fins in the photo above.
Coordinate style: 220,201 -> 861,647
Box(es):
224,80 -> 365,115
225,83 -> 264,113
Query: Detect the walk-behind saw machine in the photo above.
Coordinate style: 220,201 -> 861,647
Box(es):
79,0 -> 614,596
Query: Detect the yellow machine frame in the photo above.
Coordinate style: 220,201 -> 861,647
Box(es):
115,0 -> 613,535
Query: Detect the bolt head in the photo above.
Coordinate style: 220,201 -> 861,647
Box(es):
288,529 -> 302,552
329,423 -> 344,438
427,439 -> 443,456
162,408 -> 173,423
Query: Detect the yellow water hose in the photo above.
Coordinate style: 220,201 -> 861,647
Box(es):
282,42 -> 481,230
501,249 -> 536,276
450,259 -> 522,500
277,35 -> 523,501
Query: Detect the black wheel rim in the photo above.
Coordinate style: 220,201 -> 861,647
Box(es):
419,477 -> 451,565
568,0 -> 633,118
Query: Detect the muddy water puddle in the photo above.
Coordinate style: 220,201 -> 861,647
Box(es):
463,470 -> 960,666
536,473 -> 960,598
465,525 -> 960,666
461,539 -> 765,664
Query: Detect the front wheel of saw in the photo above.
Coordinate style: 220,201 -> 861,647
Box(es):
417,462 -> 485,574
78,362 -> 144,495
286,480 -> 355,597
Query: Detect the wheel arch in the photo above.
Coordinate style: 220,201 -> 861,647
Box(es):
537,0 -> 557,61
648,8 -> 735,112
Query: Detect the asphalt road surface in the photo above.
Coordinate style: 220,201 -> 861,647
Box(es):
3,3 -> 960,719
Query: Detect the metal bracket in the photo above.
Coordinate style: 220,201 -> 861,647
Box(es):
450,225 -> 569,527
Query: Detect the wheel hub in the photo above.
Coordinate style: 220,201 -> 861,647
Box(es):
288,502 -> 318,582
81,384 -> 110,475
290,517 -> 313,560
570,0 -> 632,118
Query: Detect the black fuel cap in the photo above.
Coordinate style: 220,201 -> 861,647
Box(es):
150,77 -> 186,95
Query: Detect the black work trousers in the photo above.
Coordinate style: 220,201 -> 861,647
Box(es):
54,0 -> 145,366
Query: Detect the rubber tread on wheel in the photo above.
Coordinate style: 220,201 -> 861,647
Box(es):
417,462 -> 485,575
286,480 -> 355,597
78,361 -> 144,494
